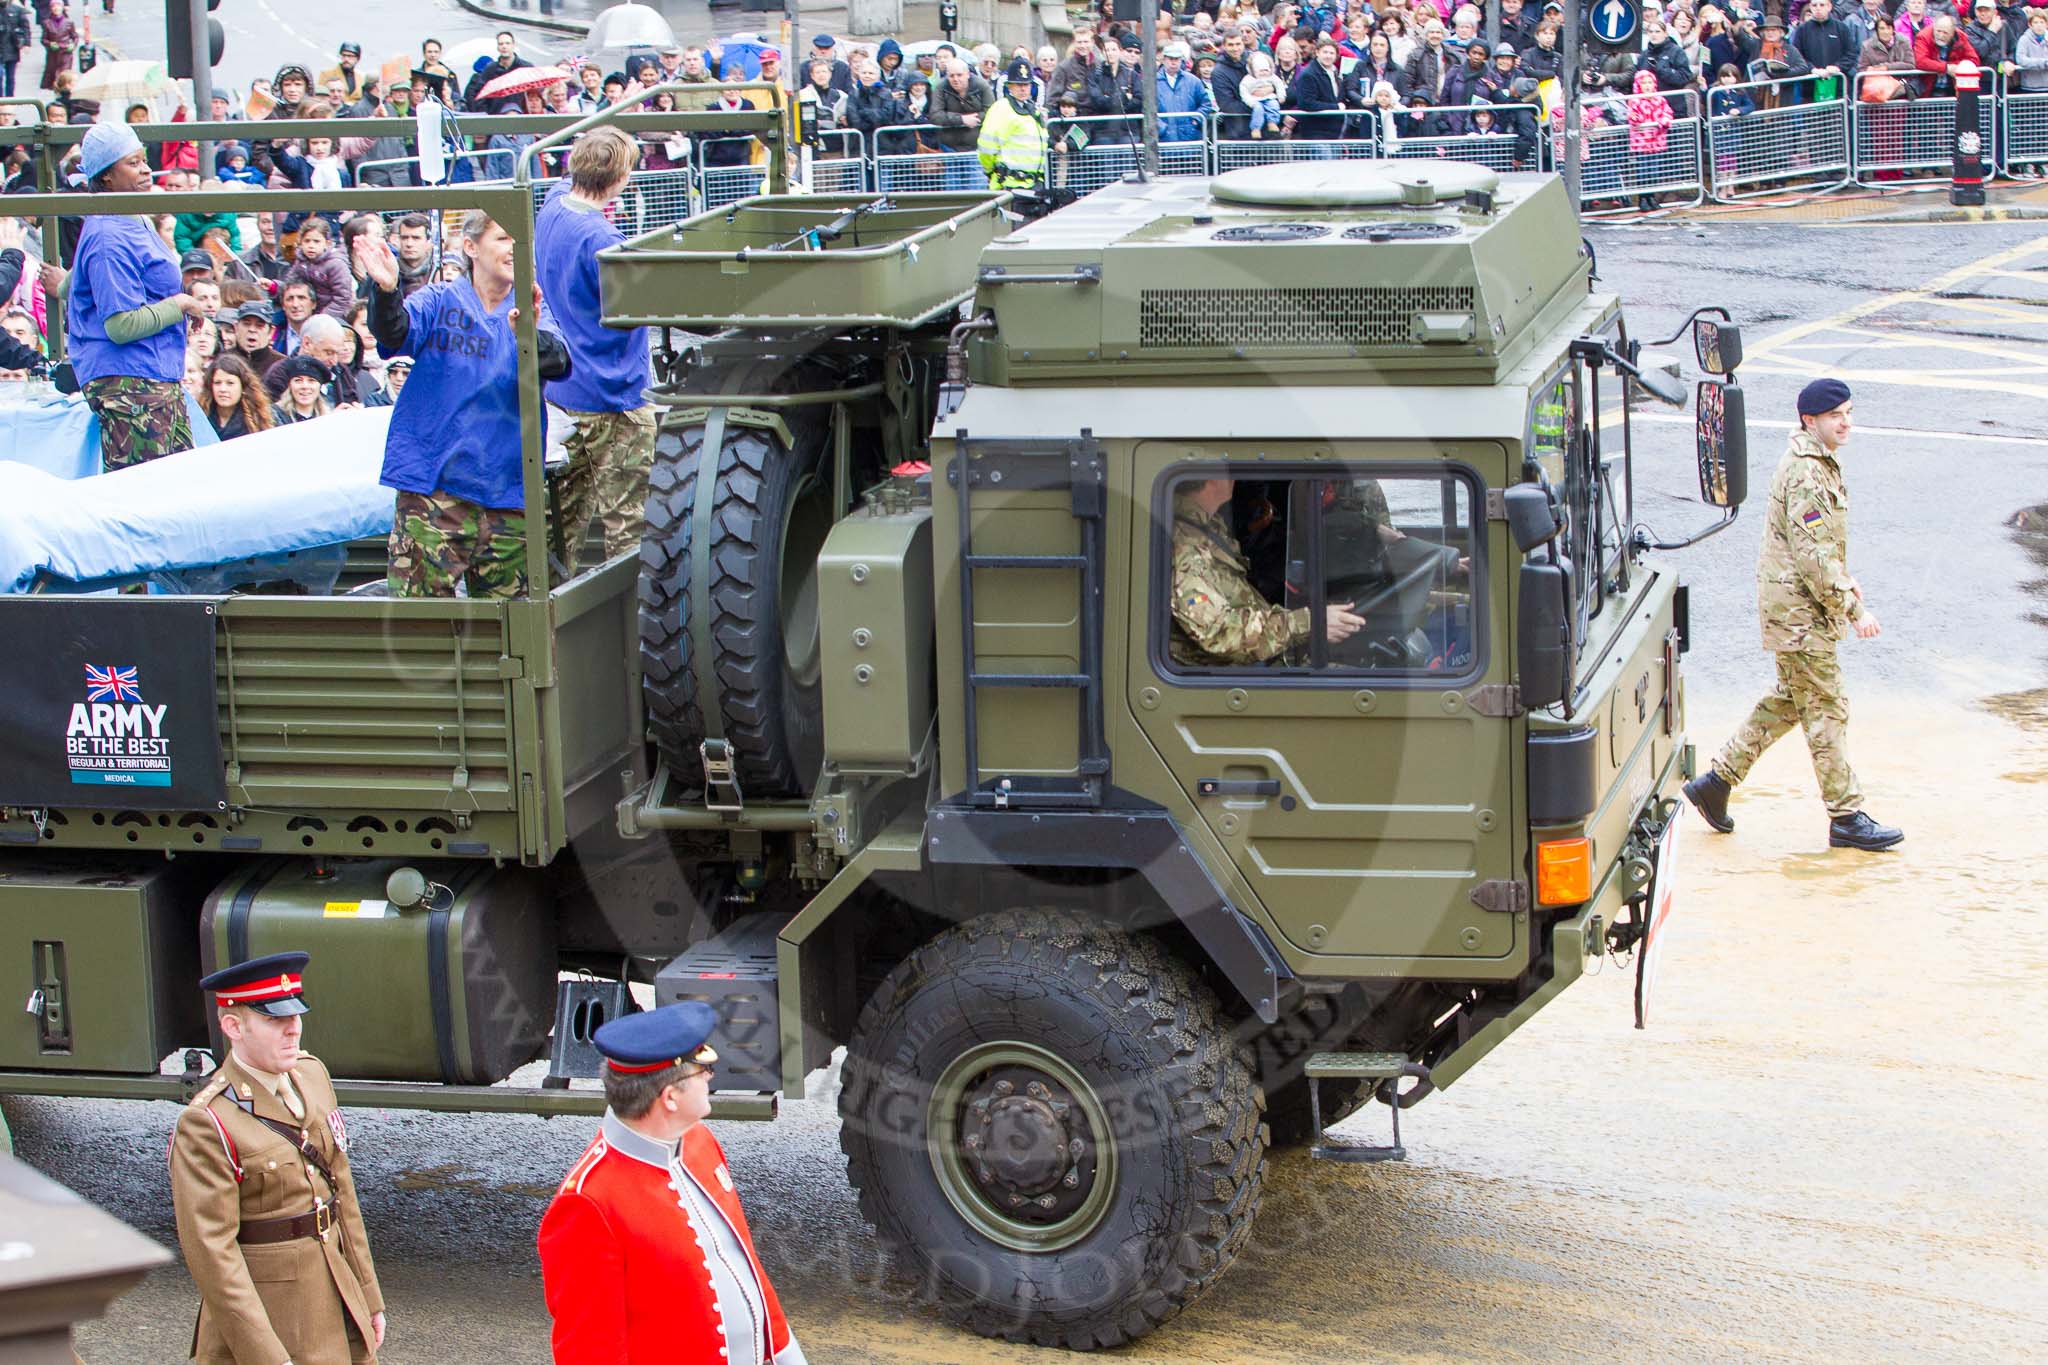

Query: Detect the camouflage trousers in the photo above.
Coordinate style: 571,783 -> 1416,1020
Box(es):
386,489 -> 529,599
548,405 -> 656,577
1713,648 -> 1863,818
84,376 -> 194,471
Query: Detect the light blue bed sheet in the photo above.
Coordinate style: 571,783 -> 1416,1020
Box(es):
0,388 -> 218,482
0,406 -> 395,592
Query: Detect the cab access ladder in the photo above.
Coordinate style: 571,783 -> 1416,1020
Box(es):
948,431 -> 1111,809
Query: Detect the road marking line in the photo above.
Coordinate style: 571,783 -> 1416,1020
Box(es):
1623,410 -> 2048,447
1729,360 -> 2048,401
1743,233 -> 2048,360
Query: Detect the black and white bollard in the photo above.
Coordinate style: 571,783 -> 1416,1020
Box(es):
1953,63 -> 1987,208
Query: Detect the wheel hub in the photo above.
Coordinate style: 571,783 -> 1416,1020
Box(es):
962,1071 -> 1092,1215
930,1048 -> 1114,1250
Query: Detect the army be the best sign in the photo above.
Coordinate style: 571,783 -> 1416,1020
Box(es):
0,599 -> 227,811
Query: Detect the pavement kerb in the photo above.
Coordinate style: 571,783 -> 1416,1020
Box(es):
452,0 -> 591,40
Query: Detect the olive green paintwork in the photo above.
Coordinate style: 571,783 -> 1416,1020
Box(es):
816,505 -> 938,777
968,170 -> 1589,385
0,153 -> 1695,1118
597,193 -> 1011,330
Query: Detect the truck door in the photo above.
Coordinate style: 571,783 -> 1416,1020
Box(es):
1127,446 -> 1521,965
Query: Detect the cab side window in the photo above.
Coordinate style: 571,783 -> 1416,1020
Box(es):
1162,469 -> 1481,679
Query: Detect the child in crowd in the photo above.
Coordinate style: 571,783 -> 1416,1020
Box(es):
1242,52 -> 1286,137
281,217 -> 355,319
216,146 -> 266,189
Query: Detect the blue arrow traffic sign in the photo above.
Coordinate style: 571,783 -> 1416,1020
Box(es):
1589,0 -> 1640,44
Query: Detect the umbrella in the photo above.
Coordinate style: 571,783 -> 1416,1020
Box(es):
587,3 -> 677,52
478,65 -> 574,100
713,34 -> 776,80
439,36 -> 501,74
70,59 -> 175,106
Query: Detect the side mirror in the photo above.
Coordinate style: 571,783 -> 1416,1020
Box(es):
1696,380 -> 1748,509
1517,558 -> 1573,710
1695,319 -> 1743,375
1631,362 -> 1688,407
1501,482 -> 1561,552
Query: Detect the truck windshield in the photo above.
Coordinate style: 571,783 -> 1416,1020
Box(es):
1528,332 -> 1633,676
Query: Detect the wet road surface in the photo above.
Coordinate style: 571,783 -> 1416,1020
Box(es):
11,224 -> 2048,1363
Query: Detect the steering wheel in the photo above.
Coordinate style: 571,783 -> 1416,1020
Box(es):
1348,542 -> 1455,622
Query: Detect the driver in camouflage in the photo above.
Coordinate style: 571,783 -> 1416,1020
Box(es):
1685,379 -> 1903,851
1170,478 -> 1364,666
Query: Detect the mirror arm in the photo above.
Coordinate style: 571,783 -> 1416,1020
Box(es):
1633,507 -> 1742,553
1643,306 -> 1732,352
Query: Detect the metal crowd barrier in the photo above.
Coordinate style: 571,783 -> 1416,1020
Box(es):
1851,69 -> 1999,187
872,125 -> 990,193
1706,76 -> 1852,200
1578,88 -> 1706,211
1383,102 -> 1543,173
356,147 -> 703,232
1213,133 -> 1380,170
1050,112 -> 1209,194
2004,84 -> 2048,174
698,136 -> 771,208
804,128 -> 869,194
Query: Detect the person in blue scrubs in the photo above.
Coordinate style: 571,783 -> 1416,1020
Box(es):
534,125 -> 654,578
67,122 -> 208,469
357,210 -> 571,598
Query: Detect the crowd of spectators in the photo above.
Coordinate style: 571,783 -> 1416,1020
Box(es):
0,0 -> 2033,415
791,0 -> 2048,189
0,25 -> 783,438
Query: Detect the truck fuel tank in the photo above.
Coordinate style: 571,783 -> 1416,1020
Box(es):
199,858 -> 554,1086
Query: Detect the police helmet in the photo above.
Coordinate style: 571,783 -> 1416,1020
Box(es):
1002,56 -> 1034,86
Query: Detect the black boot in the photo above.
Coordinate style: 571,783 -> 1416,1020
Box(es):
1682,769 -> 1734,833
1828,811 -> 1903,851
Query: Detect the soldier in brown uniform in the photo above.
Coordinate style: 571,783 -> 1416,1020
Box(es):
1684,379 -> 1903,851
172,952 -> 388,1364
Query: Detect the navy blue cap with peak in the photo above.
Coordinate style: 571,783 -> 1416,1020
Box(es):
594,1002 -> 719,1074
201,951 -> 312,1017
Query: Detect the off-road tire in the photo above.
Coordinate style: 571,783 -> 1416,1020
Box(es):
637,417 -> 829,796
838,909 -> 1268,1350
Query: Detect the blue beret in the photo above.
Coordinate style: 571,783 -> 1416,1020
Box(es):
1796,378 -> 1851,417
595,1002 -> 719,1073
200,951 -> 312,1017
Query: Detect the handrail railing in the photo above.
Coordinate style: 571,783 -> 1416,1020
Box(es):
514,81 -> 786,192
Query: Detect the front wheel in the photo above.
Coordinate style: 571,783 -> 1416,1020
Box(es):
838,909 -> 1267,1350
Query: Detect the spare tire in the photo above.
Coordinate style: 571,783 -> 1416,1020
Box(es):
638,412 -> 833,797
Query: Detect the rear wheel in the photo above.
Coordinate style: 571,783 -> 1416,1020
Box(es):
839,909 -> 1267,1349
637,413 -> 832,796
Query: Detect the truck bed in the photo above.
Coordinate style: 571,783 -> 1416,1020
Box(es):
0,558 -> 644,867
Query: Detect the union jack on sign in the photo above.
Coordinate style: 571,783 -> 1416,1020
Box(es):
84,664 -> 143,704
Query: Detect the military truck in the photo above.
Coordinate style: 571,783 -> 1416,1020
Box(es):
0,144 -> 1746,1347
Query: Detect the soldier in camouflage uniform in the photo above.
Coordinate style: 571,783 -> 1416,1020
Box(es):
548,408 -> 657,577
1685,380 -> 1903,851
87,375 -> 196,471
386,490 -> 530,599
537,128 -> 657,579
1170,478 -> 1364,666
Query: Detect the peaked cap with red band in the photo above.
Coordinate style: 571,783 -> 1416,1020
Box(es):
200,950 -> 312,1017
594,1001 -> 719,1074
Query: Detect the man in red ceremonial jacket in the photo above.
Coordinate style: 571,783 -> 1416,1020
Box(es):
537,1002 -> 807,1364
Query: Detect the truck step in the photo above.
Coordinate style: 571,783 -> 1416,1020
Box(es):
1302,1051 -> 1432,1165
655,911 -> 790,1094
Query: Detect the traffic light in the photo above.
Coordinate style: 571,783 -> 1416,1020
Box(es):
166,0 -> 225,81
